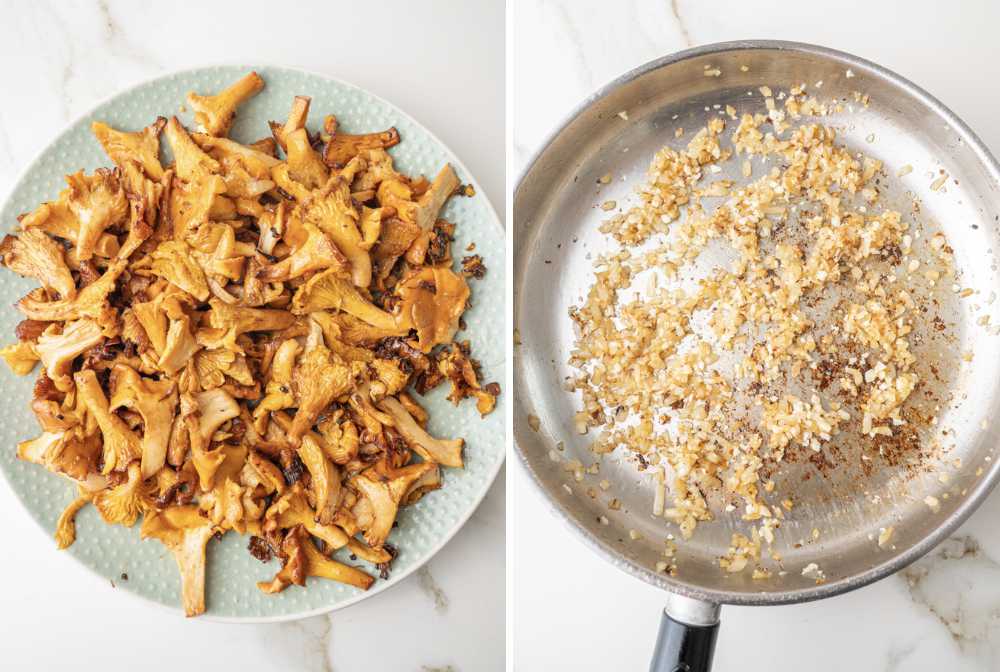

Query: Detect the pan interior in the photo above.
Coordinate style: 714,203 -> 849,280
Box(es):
514,43 -> 1000,604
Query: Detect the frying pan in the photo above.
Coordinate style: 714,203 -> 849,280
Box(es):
514,40 -> 1000,671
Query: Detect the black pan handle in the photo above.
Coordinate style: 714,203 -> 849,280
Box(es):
649,595 -> 721,672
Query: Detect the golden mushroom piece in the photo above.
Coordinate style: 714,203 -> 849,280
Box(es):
90,117 -> 167,180
257,525 -> 374,594
0,228 -> 77,299
0,71 -> 499,617
140,506 -> 218,617
187,71 -> 265,137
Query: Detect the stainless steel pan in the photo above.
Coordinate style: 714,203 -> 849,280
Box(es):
514,40 -> 1000,670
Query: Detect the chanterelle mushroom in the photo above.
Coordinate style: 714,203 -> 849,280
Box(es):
256,222 -> 347,282
109,364 -> 177,478
268,95 -> 311,151
323,127 -> 400,167
349,466 -> 430,549
160,311 -> 202,376
0,228 -> 76,299
91,118 -> 166,180
301,173 -> 372,287
413,163 -> 460,233
165,116 -> 221,183
378,395 -> 464,468
148,240 -> 211,301
297,434 -> 341,524
0,342 -> 39,375
291,268 -> 402,333
74,369 -> 142,474
54,488 -> 93,550
16,427 -> 105,491
94,461 -> 146,526
0,71 -> 498,617
200,299 -> 295,351
140,506 -> 217,616
258,525 -> 373,594
65,169 -> 129,262
35,319 -> 104,392
431,341 -> 501,416
288,321 -> 356,445
187,71 -> 264,137
264,485 -> 349,550
17,259 -> 125,324
192,133 -> 279,198
395,266 -> 470,352
179,388 -> 240,491
285,127 -> 329,190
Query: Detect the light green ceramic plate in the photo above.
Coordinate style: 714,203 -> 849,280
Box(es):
0,65 -> 505,621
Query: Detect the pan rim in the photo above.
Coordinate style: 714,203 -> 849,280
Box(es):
513,38 -> 1000,606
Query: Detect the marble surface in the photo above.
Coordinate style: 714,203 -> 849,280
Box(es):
0,1 -> 504,670
512,1 -> 1000,670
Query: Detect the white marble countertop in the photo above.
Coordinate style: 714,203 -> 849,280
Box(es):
0,1 -> 504,670
513,1 -> 1000,670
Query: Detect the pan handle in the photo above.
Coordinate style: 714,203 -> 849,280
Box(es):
649,594 -> 721,672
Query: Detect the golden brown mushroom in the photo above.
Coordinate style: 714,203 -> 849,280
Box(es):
91,117 -> 166,180
168,172 -> 227,241
199,477 -> 248,533
0,228 -> 76,299
255,223 -> 347,282
199,299 -> 295,352
291,268 -> 402,334
16,259 -> 125,324
192,132 -> 280,197
187,71 -> 264,137
34,320 -> 104,392
395,266 -> 470,352
17,427 -> 106,491
54,487 -> 93,549
257,524 -> 373,594
297,434 -> 341,524
349,461 -> 440,550
148,240 -> 211,301
0,341 -> 39,375
140,505 -> 217,616
287,321 -> 355,445
378,395 -> 463,468
268,95 -> 312,152
93,461 -> 145,526
435,342 -> 500,416
20,198 -> 120,258
159,310 -> 202,376
193,348 -> 255,390
74,369 -> 143,474
301,173 -> 372,287
285,127 -> 329,190
109,364 -> 177,478
64,169 -> 129,261
323,127 -> 400,167
264,486 -> 349,550
164,116 -> 221,182
414,164 -> 460,231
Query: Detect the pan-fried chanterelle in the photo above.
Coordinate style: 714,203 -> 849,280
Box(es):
0,72 -> 499,616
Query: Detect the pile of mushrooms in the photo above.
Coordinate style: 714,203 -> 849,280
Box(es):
0,72 -> 498,616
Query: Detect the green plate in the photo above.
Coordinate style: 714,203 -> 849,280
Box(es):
0,65 -> 505,621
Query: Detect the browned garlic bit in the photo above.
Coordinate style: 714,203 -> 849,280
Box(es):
0,72 -> 499,616
568,87 -> 954,577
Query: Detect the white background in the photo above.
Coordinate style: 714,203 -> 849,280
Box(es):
0,1 -> 504,671
512,1 -> 1000,670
